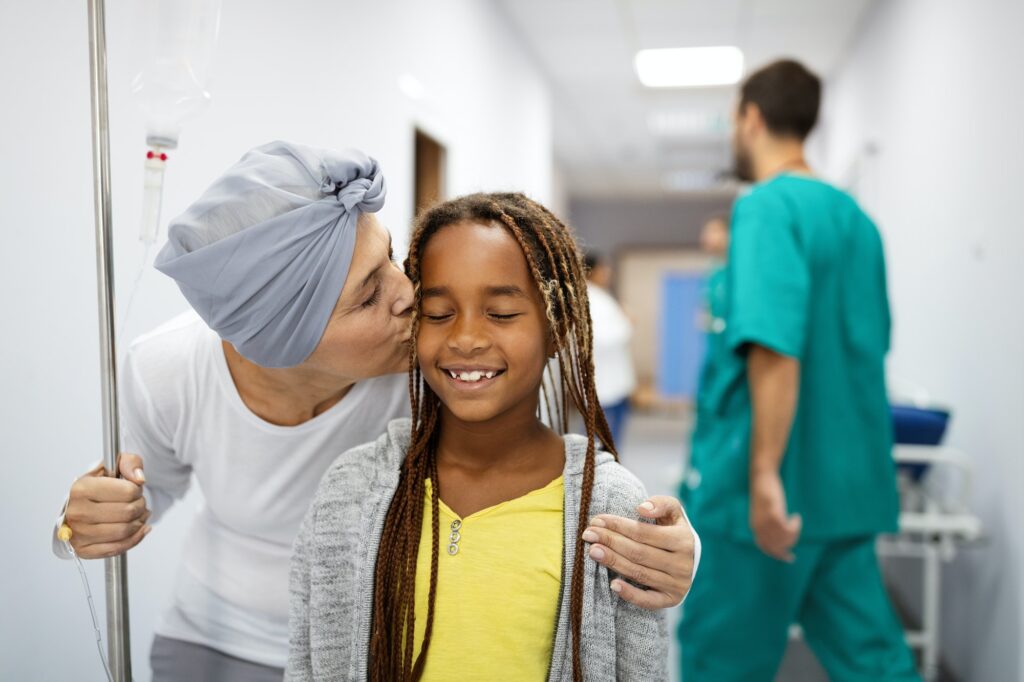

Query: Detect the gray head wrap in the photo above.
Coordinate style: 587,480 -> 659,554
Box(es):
154,140 -> 386,367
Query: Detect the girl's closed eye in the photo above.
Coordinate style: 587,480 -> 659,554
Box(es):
420,310 -> 521,322
422,309 -> 452,322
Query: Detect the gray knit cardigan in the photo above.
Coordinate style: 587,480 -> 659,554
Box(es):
287,418 -> 668,681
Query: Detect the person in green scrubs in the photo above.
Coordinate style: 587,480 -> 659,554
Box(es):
696,214 -> 730,336
679,59 -> 920,681
691,214 -> 729,444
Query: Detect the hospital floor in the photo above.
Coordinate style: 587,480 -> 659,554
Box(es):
619,410 -> 827,682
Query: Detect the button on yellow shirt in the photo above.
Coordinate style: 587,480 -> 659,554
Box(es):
412,476 -> 565,680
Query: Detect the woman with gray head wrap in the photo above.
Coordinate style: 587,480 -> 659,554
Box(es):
53,140 -> 697,681
155,140 -> 391,368
54,140 -> 415,681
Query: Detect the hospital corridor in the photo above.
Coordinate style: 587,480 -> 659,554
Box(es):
1,1 -> 1022,681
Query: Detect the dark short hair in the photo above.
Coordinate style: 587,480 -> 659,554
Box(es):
740,59 -> 821,140
583,250 -> 604,273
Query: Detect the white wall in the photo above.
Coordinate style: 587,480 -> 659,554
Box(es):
818,2 -> 1024,679
0,1 -> 551,679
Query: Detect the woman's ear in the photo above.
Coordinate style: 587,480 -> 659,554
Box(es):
546,333 -> 558,358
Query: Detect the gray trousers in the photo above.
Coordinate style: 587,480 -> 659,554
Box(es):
150,635 -> 285,682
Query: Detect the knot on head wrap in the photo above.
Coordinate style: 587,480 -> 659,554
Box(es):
154,140 -> 387,368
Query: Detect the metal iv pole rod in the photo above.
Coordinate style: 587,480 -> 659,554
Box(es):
86,0 -> 132,678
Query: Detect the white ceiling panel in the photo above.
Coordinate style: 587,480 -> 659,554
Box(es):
495,0 -> 876,197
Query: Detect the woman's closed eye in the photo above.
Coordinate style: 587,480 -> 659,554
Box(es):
361,282 -> 382,308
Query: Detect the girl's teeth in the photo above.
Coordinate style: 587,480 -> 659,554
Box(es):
448,370 -> 498,382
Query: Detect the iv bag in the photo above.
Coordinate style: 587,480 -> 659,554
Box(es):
131,0 -> 222,150
131,0 -> 221,243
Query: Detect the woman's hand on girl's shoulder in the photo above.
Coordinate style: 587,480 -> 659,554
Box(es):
582,495 -> 697,610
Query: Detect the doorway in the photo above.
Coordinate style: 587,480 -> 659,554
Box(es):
617,247 -> 713,408
414,128 -> 446,216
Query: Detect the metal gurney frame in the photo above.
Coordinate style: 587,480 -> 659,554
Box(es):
878,445 -> 984,682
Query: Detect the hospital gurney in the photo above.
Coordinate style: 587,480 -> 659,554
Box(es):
878,444 -> 983,682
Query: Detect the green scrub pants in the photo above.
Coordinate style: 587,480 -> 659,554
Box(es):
679,533 -> 920,682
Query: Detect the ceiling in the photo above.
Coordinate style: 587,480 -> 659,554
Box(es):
494,0 -> 876,198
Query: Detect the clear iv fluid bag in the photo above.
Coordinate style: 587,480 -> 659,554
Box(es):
131,0 -> 221,149
131,0 -> 221,243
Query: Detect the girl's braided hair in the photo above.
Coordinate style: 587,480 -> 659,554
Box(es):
368,192 -> 615,681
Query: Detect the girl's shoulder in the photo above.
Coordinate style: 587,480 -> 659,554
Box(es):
592,457 -> 650,518
562,433 -> 649,518
313,418 -> 411,507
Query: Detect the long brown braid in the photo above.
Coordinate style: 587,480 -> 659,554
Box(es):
368,192 -> 616,681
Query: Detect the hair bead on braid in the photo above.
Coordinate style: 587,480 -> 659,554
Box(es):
368,192 -> 615,682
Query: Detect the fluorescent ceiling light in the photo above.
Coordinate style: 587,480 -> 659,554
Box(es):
648,110 -> 729,138
635,46 -> 744,88
662,169 -> 720,192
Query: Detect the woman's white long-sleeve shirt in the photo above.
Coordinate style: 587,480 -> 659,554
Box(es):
55,311 -> 409,667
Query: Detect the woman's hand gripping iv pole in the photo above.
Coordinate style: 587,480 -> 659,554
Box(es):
60,456 -> 149,682
63,455 -> 151,559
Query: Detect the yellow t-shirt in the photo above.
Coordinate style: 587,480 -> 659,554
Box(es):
411,476 -> 565,680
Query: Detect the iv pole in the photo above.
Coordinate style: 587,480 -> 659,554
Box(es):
86,0 -> 133,677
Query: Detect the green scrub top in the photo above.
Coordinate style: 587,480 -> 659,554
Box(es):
685,174 -> 900,542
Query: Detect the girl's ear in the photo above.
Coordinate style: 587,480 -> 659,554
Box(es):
546,332 -> 558,358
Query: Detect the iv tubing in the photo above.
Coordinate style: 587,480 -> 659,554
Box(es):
61,526 -> 115,682
141,149 -> 167,244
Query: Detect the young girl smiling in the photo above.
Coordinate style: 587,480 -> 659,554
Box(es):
288,193 -> 668,681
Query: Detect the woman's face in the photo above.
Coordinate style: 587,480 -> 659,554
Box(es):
302,214 -> 414,380
416,220 -> 552,425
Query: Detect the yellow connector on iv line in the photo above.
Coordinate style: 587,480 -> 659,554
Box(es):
58,524 -> 73,543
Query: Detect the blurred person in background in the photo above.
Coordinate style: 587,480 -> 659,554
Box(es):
695,214 -> 730,337
684,214 -> 730,500
585,251 -> 637,449
678,60 -> 919,681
